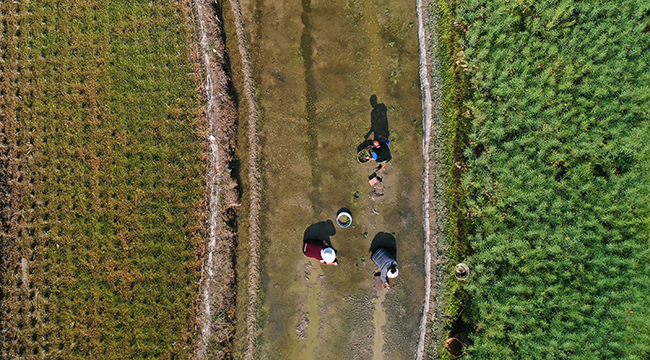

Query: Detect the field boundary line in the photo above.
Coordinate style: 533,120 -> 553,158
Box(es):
193,0 -> 220,357
226,0 -> 262,358
192,0 -> 239,358
416,0 -> 442,358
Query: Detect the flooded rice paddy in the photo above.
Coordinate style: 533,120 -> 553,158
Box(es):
224,0 -> 425,358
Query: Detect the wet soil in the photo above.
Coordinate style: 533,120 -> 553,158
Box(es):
224,0 -> 426,358
223,0 -> 424,359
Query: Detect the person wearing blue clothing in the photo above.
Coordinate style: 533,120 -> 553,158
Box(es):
371,247 -> 398,289
367,138 -> 392,165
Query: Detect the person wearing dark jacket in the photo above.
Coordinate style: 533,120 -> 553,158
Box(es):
371,247 -> 398,289
368,139 -> 392,165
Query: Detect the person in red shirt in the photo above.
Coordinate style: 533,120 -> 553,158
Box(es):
303,239 -> 338,265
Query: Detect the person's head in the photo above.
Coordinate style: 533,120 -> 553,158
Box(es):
387,265 -> 399,278
321,247 -> 336,263
373,140 -> 380,148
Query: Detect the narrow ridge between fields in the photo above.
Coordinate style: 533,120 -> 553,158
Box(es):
193,0 -> 222,357
416,0 -> 442,358
226,0 -> 263,358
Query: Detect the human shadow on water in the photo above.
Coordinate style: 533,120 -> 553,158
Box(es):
369,232 -> 397,257
364,94 -> 390,141
303,220 -> 337,248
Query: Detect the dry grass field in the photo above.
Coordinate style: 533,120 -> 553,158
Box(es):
0,1 -> 208,357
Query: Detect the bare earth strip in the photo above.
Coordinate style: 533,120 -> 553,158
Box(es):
192,0 -> 239,358
224,0 -> 263,358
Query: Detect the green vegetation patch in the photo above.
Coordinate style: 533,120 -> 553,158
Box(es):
1,1 -> 204,358
437,0 -> 650,358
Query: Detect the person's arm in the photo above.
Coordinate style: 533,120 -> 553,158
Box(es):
380,266 -> 388,285
320,259 -> 338,266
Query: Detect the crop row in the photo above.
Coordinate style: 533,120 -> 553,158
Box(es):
437,0 -> 650,358
1,0 -> 206,358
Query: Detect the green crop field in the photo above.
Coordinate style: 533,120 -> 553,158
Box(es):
437,0 -> 650,358
1,0 -> 206,358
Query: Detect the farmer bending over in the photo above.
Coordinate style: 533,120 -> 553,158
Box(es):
303,239 -> 338,265
371,247 -> 398,289
366,138 -> 392,166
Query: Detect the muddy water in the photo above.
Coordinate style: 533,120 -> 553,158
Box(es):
230,0 -> 424,358
372,288 -> 388,360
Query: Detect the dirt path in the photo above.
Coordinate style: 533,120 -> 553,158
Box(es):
224,0 -> 263,359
